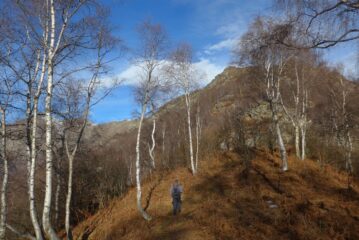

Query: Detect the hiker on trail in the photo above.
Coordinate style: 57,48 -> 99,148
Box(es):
170,179 -> 183,215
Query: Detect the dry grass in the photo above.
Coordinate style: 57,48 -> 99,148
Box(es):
72,151 -> 359,240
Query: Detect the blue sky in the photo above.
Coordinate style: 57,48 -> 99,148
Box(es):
91,0 -> 357,123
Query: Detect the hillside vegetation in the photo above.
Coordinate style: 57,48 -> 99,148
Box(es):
4,66 -> 359,238
72,151 -> 359,240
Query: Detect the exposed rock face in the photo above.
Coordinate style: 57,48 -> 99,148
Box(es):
205,66 -> 295,151
242,102 -> 293,145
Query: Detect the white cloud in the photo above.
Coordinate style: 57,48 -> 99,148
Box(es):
107,60 -> 164,86
117,64 -> 142,85
216,22 -> 242,37
204,38 -> 238,55
193,59 -> 226,85
114,58 -> 225,87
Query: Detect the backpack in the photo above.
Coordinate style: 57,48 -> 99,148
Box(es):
172,186 -> 181,202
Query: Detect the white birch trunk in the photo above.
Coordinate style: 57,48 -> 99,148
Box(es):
271,97 -> 288,171
135,104 -> 151,221
195,108 -> 201,172
26,87 -> 32,179
43,72 -> 58,240
42,1 -> 59,238
265,60 -> 288,171
345,130 -> 353,173
294,62 -> 301,159
300,89 -> 308,161
340,79 -> 353,174
29,72 -> 46,240
65,155 -> 73,240
27,21 -> 48,240
64,98 -> 91,240
29,96 -> 43,240
280,99 -> 300,160
295,125 -> 300,159
149,118 -> 156,169
300,125 -> 306,160
54,158 -> 61,226
274,115 -> 288,171
0,109 -> 8,240
185,93 -> 196,175
29,97 -> 44,240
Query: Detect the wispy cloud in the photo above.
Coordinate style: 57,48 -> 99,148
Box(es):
194,59 -> 226,85
204,38 -> 238,55
114,58 -> 225,87
180,0 -> 270,63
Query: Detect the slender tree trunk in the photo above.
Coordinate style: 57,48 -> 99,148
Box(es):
54,133 -> 64,228
294,62 -> 301,160
271,102 -> 288,171
64,112 -> 90,240
294,124 -> 300,159
300,89 -> 308,161
0,109 -> 8,240
195,109 -> 201,171
128,159 -> 133,185
275,120 -> 288,171
54,157 -> 61,227
345,130 -> 353,173
29,57 -> 46,239
149,118 -> 156,169
30,97 -> 44,240
26,24 -> 48,240
26,86 -> 32,179
135,104 -> 152,221
43,69 -> 58,239
185,93 -> 196,175
42,0 -> 59,238
65,155 -> 73,240
300,125 -> 306,160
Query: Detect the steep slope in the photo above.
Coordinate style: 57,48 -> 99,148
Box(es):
72,151 -> 359,240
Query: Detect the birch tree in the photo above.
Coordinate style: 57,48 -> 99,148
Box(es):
0,1 -> 117,238
0,107 -> 8,240
42,1 -> 86,238
133,20 -> 168,221
58,79 -> 91,240
329,74 -> 355,174
7,0 -> 113,238
238,18 -> 291,171
0,3 -> 46,237
0,16 -> 14,239
148,105 -> 156,169
195,104 -> 202,171
280,54 -> 313,160
0,77 -> 14,240
53,15 -> 118,240
166,43 -> 200,174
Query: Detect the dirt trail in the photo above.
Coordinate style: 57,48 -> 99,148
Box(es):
73,151 -> 359,240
